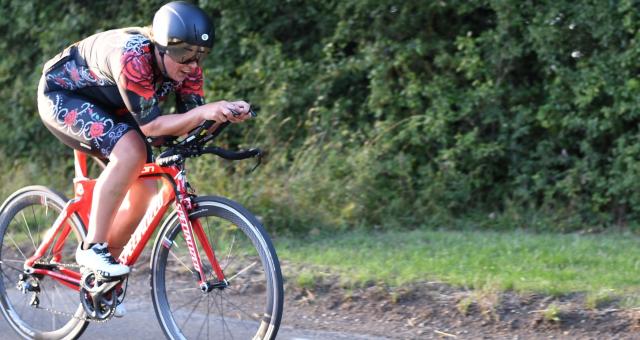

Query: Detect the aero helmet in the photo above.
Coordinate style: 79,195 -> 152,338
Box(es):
152,1 -> 214,64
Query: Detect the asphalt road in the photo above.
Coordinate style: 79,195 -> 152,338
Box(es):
0,283 -> 387,340
0,303 -> 383,339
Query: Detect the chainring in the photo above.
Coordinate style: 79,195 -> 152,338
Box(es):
78,270 -> 123,321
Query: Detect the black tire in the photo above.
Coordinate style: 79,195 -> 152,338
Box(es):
150,196 -> 283,339
0,186 -> 89,339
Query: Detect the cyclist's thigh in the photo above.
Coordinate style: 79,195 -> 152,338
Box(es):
37,83 -> 139,160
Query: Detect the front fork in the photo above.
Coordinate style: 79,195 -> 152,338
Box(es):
175,195 -> 228,292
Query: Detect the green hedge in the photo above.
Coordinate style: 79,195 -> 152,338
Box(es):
2,0 -> 640,233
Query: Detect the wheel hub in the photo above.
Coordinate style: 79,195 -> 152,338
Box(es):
200,279 -> 229,293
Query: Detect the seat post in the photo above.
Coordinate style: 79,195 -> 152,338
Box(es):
72,150 -> 95,228
74,150 -> 89,180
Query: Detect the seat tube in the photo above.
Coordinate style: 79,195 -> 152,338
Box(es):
74,150 -> 89,179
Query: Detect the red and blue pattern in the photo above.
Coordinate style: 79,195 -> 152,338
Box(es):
38,28 -> 207,159
45,60 -> 108,91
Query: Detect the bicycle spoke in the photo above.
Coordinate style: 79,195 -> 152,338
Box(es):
220,250 -> 245,282
204,217 -> 219,272
174,287 -> 199,293
207,296 -> 211,340
51,285 -> 57,330
37,285 -> 53,327
179,294 -> 206,331
43,284 -> 72,326
168,247 -> 194,275
0,189 -> 86,338
21,211 -> 37,250
17,294 -> 29,321
227,261 -> 258,282
154,200 -> 282,339
54,284 -> 75,310
1,268 -> 16,283
196,297 -> 208,340
6,234 -> 27,260
0,259 -> 28,271
206,218 -> 224,277
39,199 -> 46,247
0,258 -> 27,263
41,196 -> 49,248
200,220 -> 247,284
170,293 -> 205,314
213,295 -> 255,335
215,291 -> 261,322
215,292 -> 234,340
167,279 -> 198,286
40,284 -> 53,307
222,235 -> 237,272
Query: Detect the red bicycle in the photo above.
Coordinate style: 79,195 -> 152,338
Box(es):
0,118 -> 284,339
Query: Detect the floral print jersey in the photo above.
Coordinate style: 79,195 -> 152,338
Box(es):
43,27 -> 205,126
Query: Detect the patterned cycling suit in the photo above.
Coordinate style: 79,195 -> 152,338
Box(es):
37,27 -> 205,160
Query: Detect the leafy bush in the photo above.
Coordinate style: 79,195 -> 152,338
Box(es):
3,0 -> 640,233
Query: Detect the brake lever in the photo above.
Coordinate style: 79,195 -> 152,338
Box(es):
181,120 -> 216,146
229,108 -> 257,118
247,149 -> 263,174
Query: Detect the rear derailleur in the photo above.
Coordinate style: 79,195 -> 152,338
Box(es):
16,273 -> 41,307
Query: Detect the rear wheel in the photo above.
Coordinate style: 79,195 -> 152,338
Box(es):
151,196 -> 283,339
0,186 -> 88,339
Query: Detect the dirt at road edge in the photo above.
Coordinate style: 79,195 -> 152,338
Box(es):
283,278 -> 640,339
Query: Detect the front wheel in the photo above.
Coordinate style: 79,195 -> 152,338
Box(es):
150,196 -> 283,340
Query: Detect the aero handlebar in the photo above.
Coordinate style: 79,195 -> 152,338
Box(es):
155,108 -> 261,167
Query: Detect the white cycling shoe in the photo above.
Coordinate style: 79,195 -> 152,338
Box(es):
114,302 -> 127,318
113,285 -> 127,318
76,243 -> 130,278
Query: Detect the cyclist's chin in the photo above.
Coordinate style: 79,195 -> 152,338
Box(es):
167,70 -> 189,82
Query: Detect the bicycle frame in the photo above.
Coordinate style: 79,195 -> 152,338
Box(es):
23,150 -> 226,291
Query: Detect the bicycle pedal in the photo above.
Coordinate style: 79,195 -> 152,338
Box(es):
80,267 -> 128,281
97,273 -> 128,282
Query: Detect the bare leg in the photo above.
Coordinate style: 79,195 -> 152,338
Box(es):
85,131 -> 147,245
108,179 -> 158,258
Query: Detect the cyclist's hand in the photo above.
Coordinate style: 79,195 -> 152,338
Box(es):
228,100 -> 252,123
201,100 -> 251,123
199,101 -> 233,122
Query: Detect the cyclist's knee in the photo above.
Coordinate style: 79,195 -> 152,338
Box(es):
111,131 -> 147,168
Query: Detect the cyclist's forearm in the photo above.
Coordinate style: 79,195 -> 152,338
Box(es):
140,110 -> 204,137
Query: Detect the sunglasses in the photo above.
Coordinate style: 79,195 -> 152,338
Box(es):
165,43 -> 211,65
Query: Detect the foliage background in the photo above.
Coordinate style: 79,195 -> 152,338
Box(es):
2,0 -> 640,234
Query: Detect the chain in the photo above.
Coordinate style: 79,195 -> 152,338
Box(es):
30,260 -> 112,323
34,305 -> 112,323
34,260 -> 80,269
33,302 -> 115,323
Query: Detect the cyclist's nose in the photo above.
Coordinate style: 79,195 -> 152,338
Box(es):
187,60 -> 198,69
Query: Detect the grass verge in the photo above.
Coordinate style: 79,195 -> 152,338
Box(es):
276,228 -> 640,304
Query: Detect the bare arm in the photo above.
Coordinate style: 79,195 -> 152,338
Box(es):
140,108 -> 205,137
139,100 -> 251,137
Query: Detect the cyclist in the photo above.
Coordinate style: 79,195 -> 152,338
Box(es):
37,2 -> 250,282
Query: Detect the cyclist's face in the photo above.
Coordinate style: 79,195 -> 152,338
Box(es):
166,44 -> 209,65
163,54 -> 199,82
160,44 -> 209,82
